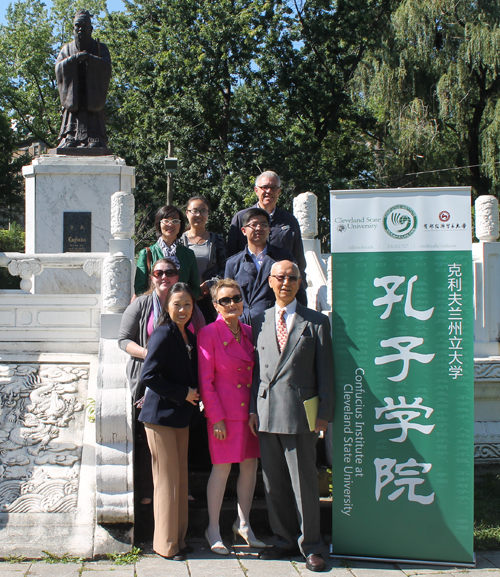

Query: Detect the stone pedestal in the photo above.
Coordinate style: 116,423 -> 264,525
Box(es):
22,155 -> 135,294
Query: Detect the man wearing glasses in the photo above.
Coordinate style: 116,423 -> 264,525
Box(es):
225,208 -> 306,324
227,172 -> 306,280
249,260 -> 334,572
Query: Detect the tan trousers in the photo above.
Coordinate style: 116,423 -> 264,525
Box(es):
144,423 -> 189,557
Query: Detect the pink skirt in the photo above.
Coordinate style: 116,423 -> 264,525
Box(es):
207,419 -> 260,464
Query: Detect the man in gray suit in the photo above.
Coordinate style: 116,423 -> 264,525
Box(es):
249,260 -> 334,572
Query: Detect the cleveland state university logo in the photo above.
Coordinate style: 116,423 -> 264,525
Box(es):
383,204 -> 418,239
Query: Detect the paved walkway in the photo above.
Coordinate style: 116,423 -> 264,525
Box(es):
1,542 -> 499,577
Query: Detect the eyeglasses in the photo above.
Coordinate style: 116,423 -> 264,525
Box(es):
152,269 -> 179,278
270,274 -> 300,283
257,185 -> 280,192
160,219 -> 181,226
244,222 -> 269,230
187,208 -> 209,216
217,294 -> 244,306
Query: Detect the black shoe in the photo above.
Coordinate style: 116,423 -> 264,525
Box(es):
259,545 -> 300,560
305,553 -> 326,572
155,551 -> 186,561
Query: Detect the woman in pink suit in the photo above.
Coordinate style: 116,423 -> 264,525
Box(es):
198,278 -> 265,555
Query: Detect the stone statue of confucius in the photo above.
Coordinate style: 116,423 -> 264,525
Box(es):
55,10 -> 111,149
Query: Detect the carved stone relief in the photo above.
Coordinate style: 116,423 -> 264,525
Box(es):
83,259 -> 102,278
0,363 -> 86,513
475,195 -> 499,242
7,259 -> 43,279
110,191 -> 135,240
7,259 -> 43,292
293,192 -> 318,238
475,362 -> 500,381
474,444 -> 500,461
102,256 -> 131,312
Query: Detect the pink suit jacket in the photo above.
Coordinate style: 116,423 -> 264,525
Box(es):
197,315 -> 255,424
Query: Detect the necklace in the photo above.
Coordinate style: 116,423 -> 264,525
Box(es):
227,323 -> 241,341
188,230 -> 209,245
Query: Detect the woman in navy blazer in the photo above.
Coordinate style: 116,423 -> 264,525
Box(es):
138,282 -> 200,561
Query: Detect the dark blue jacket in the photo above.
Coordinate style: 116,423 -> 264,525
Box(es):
227,203 -> 307,279
224,244 -> 307,324
138,322 -> 197,428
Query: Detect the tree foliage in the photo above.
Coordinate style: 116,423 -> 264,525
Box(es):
2,0 -> 500,243
0,0 -> 59,145
0,110 -> 27,220
353,0 -> 500,198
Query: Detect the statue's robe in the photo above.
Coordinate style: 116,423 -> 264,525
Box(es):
55,38 -> 111,147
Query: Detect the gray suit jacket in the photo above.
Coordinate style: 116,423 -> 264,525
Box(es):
250,302 -> 335,434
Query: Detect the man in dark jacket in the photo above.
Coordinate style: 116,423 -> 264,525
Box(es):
227,171 -> 306,279
225,207 -> 306,323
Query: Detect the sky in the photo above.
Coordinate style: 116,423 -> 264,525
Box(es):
0,0 -> 125,25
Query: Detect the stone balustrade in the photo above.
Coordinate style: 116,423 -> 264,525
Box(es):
0,189 -> 135,556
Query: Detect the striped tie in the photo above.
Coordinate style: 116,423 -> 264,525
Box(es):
277,308 -> 288,352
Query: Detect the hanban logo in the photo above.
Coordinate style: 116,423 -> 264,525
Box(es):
383,205 -> 418,239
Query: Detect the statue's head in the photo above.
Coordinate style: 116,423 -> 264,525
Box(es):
73,10 -> 93,49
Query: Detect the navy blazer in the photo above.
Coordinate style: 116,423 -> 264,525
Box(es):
138,322 -> 198,428
224,244 -> 307,324
227,203 -> 307,280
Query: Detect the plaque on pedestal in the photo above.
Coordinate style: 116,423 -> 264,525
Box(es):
64,212 -> 91,252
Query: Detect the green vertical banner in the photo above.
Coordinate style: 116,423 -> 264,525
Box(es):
330,188 -> 474,566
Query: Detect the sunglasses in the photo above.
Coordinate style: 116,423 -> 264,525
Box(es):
270,274 -> 300,283
217,294 -> 244,306
152,269 -> 178,278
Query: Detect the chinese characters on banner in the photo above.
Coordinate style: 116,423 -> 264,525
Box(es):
330,188 -> 474,565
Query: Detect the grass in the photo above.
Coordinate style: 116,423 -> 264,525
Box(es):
41,551 -> 85,564
4,555 -> 27,563
474,474 -> 500,550
106,547 -> 142,565
86,398 -> 96,423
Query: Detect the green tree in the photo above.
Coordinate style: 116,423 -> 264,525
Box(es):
101,0 -> 281,246
239,0 -> 401,242
0,110 -> 27,221
0,0 -> 59,146
353,0 -> 500,198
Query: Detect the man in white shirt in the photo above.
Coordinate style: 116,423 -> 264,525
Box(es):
249,260 -> 334,572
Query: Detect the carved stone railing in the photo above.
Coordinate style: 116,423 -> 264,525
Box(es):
0,253 -> 106,292
472,195 -> 500,466
293,192 -> 330,313
0,190 -> 135,555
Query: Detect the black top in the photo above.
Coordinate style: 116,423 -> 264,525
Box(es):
138,322 -> 198,428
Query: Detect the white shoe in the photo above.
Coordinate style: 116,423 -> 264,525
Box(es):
232,524 -> 267,548
205,529 -> 229,555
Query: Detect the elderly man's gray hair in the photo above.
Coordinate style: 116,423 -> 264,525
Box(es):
255,171 -> 281,188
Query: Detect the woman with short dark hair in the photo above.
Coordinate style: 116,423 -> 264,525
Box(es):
134,205 -> 201,299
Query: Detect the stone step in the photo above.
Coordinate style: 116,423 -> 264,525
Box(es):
134,466 -> 332,543
187,465 -> 331,500
135,496 -> 333,544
